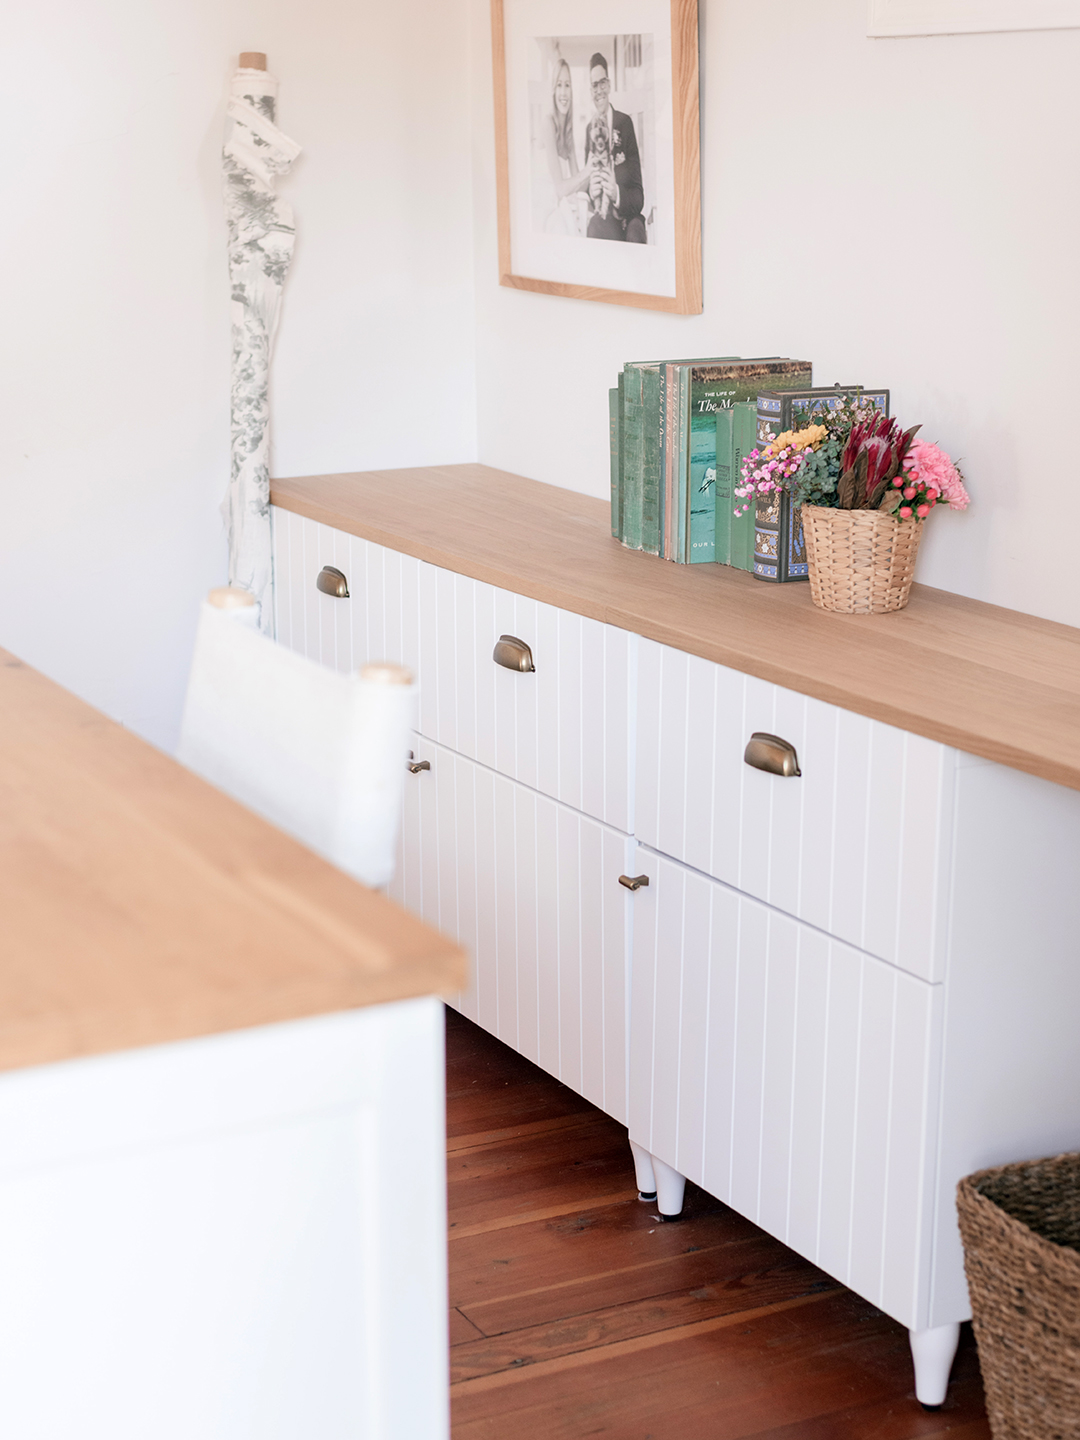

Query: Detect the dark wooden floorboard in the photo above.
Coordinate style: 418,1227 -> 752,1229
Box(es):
445,1007 -> 991,1439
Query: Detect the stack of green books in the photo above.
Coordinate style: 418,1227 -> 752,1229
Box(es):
610,357 -> 813,570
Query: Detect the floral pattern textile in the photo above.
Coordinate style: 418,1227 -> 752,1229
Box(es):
222,68 -> 300,632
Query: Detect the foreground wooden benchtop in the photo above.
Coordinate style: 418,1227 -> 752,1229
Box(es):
0,650 -> 465,1074
272,463 -> 1080,793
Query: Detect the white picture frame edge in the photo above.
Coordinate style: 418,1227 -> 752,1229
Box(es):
868,0 -> 1080,37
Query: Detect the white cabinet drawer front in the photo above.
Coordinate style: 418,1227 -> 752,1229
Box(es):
388,737 -> 633,1124
635,638 -> 954,981
272,508 -> 632,832
628,852 -> 943,1330
272,508 -> 422,681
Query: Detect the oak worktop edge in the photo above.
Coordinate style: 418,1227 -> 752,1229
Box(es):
0,651 -> 465,1073
271,465 -> 1080,793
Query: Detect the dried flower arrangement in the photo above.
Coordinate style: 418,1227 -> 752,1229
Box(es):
735,394 -> 971,613
735,397 -> 970,519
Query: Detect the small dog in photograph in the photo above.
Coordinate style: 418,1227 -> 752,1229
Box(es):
588,115 -> 613,220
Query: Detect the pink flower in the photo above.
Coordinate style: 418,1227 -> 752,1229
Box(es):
892,476 -> 903,487
899,506 -> 912,518
916,503 -> 930,518
903,440 -> 969,511
903,485 -> 916,500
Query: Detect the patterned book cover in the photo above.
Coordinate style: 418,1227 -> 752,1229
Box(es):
609,385 -> 621,541
756,386 -> 890,450
753,490 -> 808,583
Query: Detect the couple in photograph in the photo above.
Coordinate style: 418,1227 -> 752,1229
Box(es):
542,51 -> 646,243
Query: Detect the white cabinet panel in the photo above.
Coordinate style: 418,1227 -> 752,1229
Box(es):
272,508 -> 632,833
388,736 -> 634,1124
628,850 -> 943,1330
0,1002 -> 448,1440
635,637 -> 955,981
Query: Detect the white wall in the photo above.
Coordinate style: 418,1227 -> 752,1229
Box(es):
4,0 -> 1075,755
470,0 -> 1080,627
0,0 -> 475,751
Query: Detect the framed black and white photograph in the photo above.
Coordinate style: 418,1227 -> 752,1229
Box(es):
492,0 -> 701,312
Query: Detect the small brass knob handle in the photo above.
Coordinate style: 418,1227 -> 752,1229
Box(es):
743,732 -> 801,778
619,874 -> 650,892
406,751 -> 431,775
492,635 -> 535,673
316,565 -> 349,599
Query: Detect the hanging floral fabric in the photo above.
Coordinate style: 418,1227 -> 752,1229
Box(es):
221,61 -> 300,632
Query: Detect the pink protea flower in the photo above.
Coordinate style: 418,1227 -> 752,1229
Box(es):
903,441 -> 969,511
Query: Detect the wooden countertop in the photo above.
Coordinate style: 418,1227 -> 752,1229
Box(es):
0,650 -> 465,1074
272,463 -> 1080,793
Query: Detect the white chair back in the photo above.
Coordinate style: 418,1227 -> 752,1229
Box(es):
177,586 -> 414,887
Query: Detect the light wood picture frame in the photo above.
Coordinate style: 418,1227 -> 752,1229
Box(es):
492,0 -> 702,313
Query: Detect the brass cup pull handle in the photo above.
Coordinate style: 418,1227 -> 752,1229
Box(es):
619,874 -> 650,892
406,751 -> 431,775
492,635 -> 535,673
316,565 -> 349,599
743,732 -> 801,778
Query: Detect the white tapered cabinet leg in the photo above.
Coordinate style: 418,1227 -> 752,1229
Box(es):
909,1323 -> 961,1408
629,1140 -> 657,1199
652,1154 -> 687,1219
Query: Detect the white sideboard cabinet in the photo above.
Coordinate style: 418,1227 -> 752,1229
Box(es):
271,464 -> 1080,1408
2,645 -> 464,1440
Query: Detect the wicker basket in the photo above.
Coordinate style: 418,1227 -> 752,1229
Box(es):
957,1152 -> 1080,1440
802,504 -> 923,614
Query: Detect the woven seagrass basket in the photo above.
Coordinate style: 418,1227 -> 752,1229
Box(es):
802,504 -> 923,613
957,1151 -> 1080,1440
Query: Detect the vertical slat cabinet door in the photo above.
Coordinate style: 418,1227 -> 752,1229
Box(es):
270,507 -> 310,657
390,739 -> 490,1031
635,638 -> 955,981
389,733 -> 440,943
392,736 -> 631,1122
628,850 -> 942,1330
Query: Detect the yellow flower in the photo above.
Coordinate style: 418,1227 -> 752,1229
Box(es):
764,423 -> 827,460
793,423 -> 828,450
